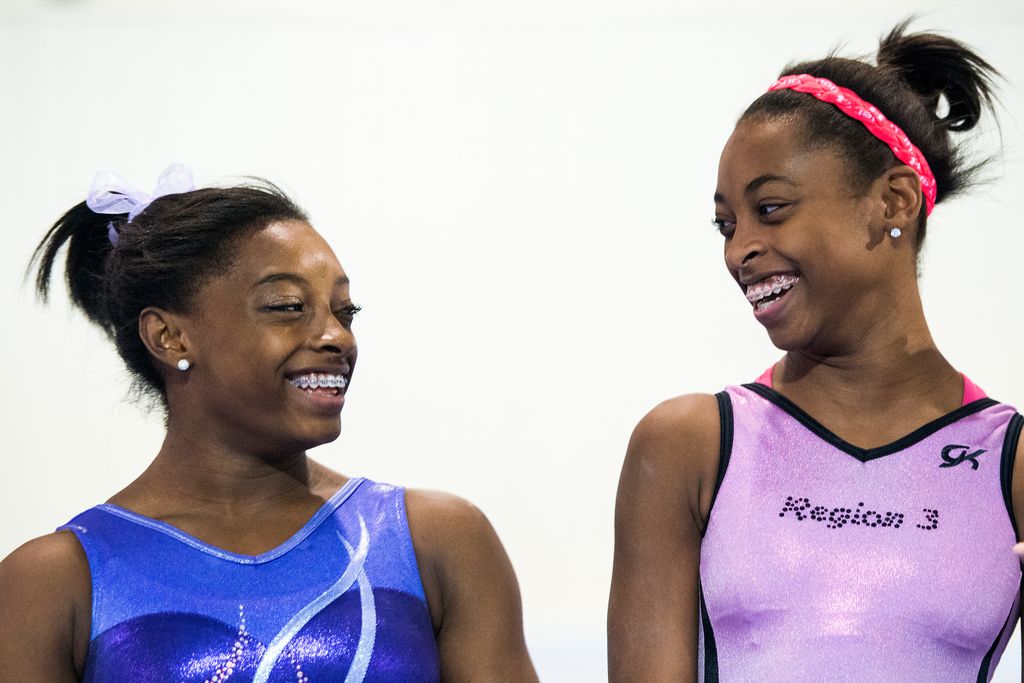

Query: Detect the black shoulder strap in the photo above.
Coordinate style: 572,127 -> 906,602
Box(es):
707,391 -> 734,522
999,413 -> 1023,539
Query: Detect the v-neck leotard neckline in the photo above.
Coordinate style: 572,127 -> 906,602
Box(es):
754,364 -> 987,407
95,478 -> 363,564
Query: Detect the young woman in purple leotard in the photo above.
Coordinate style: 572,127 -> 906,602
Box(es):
0,167 -> 539,681
609,23 -> 1022,682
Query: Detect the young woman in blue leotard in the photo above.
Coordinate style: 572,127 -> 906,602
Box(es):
0,166 -> 539,682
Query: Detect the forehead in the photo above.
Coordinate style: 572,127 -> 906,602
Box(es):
716,116 -> 848,195
231,219 -> 346,285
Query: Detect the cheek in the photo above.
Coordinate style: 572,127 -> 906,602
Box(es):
201,324 -> 292,380
804,208 -> 870,260
802,237 -> 885,304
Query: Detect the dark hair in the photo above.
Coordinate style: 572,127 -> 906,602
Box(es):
29,180 -> 308,404
740,20 -> 999,246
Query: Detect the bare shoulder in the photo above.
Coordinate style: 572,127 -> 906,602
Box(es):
630,392 -> 721,454
404,488 -> 496,565
0,530 -> 91,677
405,487 -> 488,524
0,529 -> 90,598
621,393 -> 723,523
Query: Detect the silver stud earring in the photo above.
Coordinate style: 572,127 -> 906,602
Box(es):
177,359 -> 191,372
889,226 -> 903,238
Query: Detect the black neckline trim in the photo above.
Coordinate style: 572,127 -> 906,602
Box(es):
741,383 -> 998,463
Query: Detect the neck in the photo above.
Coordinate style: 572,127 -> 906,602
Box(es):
778,264 -> 962,397
776,283 -> 961,412
135,421 -> 321,513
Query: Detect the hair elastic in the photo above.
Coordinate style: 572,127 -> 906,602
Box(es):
768,74 -> 937,216
86,163 -> 196,246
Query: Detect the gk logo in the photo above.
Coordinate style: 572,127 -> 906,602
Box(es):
939,444 -> 987,470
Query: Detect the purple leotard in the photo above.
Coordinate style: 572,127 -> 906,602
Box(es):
699,379 -> 1023,682
59,477 -> 439,682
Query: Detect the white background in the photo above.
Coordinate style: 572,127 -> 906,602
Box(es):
1,0 -> 1022,680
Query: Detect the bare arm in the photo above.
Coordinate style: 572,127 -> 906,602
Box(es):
0,531 -> 91,680
608,393 -> 721,682
406,489 -> 538,683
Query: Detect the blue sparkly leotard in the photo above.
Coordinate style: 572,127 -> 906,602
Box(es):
59,477 -> 440,683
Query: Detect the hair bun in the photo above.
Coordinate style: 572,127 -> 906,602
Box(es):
876,21 -> 997,132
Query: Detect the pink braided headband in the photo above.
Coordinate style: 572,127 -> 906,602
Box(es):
768,74 -> 936,216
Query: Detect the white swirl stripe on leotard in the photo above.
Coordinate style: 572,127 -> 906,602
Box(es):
253,515 -> 373,683
342,533 -> 377,683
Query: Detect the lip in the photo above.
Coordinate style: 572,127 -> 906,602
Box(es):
286,366 -> 351,378
751,279 -> 798,326
287,380 -> 346,413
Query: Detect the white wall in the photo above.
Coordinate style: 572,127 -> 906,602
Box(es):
1,1 -> 1022,680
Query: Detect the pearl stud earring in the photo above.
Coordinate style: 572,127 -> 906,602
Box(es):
177,359 -> 191,372
889,226 -> 903,238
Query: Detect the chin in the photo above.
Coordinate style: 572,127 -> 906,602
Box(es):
763,324 -> 815,353
320,424 -> 343,445
276,417 -> 343,453
301,423 -> 343,450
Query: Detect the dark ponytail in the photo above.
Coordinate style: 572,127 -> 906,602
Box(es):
32,202 -> 122,330
28,180 -> 308,404
740,20 -> 1000,245
876,25 -> 996,133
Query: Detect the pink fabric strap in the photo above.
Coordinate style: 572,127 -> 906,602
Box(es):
755,366 -> 986,407
961,374 -> 987,405
768,74 -> 937,216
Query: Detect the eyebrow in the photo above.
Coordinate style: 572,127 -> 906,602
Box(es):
714,174 -> 800,204
251,273 -> 350,291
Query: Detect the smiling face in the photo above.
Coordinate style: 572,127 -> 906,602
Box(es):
713,115 -> 912,354
171,219 -> 359,457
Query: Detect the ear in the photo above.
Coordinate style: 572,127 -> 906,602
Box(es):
880,165 -> 924,236
138,307 -> 193,372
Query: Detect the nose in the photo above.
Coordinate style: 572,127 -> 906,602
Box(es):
724,221 -> 764,274
314,308 -> 355,356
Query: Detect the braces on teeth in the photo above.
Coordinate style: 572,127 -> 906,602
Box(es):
290,374 -> 347,390
745,274 -> 800,304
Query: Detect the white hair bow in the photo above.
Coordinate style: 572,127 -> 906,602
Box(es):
85,163 -> 195,245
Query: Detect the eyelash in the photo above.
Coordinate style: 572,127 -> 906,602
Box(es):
711,203 -> 788,236
712,218 -> 735,237
267,303 -> 363,317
